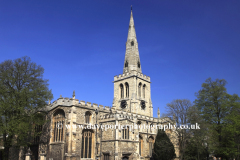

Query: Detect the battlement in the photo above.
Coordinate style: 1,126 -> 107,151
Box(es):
99,109 -> 171,124
46,95 -> 171,124
114,71 -> 150,82
47,97 -> 111,112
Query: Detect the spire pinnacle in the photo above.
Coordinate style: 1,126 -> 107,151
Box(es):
72,90 -> 75,99
123,8 -> 142,73
157,107 -> 160,118
127,8 -> 136,40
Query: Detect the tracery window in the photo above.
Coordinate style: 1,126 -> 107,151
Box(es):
103,153 -> 110,160
120,84 -> 124,99
52,109 -> 65,142
125,82 -> 129,98
122,126 -> 129,139
81,130 -> 93,158
85,111 -> 91,124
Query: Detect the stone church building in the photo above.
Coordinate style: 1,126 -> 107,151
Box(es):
34,9 -> 179,160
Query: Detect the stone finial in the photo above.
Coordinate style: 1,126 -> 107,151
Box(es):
157,107 -> 160,118
72,90 -> 75,99
60,95 -> 62,98
48,99 -> 51,105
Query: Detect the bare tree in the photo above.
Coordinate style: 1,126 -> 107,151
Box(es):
165,99 -> 193,160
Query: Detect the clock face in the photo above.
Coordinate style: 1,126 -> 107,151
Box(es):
141,100 -> 146,109
121,100 -> 127,109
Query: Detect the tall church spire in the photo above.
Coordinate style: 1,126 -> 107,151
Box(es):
127,7 -> 137,41
123,7 -> 142,74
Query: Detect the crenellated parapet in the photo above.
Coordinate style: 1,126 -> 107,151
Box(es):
46,97 -> 111,112
99,108 -> 173,125
114,71 -> 150,82
46,95 -> 173,125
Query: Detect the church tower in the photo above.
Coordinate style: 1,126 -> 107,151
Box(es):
113,8 -> 153,117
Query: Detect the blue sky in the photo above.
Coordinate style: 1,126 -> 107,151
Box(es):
0,0 -> 239,118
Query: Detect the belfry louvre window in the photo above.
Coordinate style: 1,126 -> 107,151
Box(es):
85,111 -> 91,124
138,83 -> 142,98
104,153 -> 110,160
143,84 -> 146,98
81,130 -> 93,158
52,109 -> 65,142
122,126 -> 129,139
125,82 -> 129,98
120,84 -> 124,98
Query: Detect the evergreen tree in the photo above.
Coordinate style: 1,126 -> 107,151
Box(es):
152,129 -> 176,160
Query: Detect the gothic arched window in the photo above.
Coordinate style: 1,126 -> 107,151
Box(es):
81,130 -> 93,158
85,111 -> 92,124
120,84 -> 124,99
52,109 -> 65,142
149,136 -> 154,157
139,135 -> 143,156
143,84 -> 146,98
125,82 -> 129,98
122,126 -> 129,139
138,83 -> 142,98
